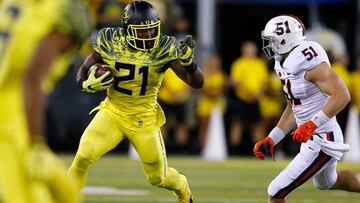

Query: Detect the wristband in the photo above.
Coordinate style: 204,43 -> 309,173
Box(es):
311,110 -> 331,127
268,127 -> 285,145
185,62 -> 198,74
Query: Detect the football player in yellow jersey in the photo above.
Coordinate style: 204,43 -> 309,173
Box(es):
0,0 -> 91,202
68,1 -> 203,202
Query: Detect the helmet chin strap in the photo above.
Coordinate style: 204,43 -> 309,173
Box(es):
274,54 -> 283,61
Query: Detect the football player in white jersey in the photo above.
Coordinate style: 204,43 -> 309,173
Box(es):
253,15 -> 360,203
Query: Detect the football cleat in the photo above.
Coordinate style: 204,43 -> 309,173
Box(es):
174,174 -> 193,203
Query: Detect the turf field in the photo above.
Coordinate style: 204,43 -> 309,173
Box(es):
60,154 -> 360,203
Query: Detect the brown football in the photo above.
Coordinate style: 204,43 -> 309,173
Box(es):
90,63 -> 114,81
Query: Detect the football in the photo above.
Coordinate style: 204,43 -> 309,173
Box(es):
89,63 -> 114,82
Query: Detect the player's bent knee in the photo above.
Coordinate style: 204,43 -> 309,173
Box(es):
313,181 -> 329,190
77,140 -> 97,162
146,174 -> 165,187
313,178 -> 336,190
267,181 -> 281,197
313,173 -> 337,190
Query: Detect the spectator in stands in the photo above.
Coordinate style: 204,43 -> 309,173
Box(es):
228,40 -> 268,154
258,67 -> 287,158
96,0 -> 123,29
327,50 -> 351,132
196,54 -> 227,149
158,69 -> 191,153
146,0 -> 185,34
350,57 -> 360,116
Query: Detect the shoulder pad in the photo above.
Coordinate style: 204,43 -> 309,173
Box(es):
152,35 -> 177,61
283,41 -> 330,74
93,28 -> 122,56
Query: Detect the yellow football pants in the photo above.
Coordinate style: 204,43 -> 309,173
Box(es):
0,111 -> 30,203
0,139 -> 29,203
69,107 -> 189,194
0,116 -> 79,203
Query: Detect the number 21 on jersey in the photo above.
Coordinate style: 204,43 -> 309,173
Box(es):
114,62 -> 149,96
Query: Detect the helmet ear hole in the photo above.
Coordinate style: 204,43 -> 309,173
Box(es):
280,39 -> 286,45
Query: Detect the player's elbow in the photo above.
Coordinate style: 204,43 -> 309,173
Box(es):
190,76 -> 204,89
333,80 -> 351,107
343,89 -> 351,105
340,84 -> 351,106
192,79 -> 204,89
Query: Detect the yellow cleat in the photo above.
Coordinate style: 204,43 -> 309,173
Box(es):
174,174 -> 194,203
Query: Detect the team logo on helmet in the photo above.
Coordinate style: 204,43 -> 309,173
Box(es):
122,9 -> 130,24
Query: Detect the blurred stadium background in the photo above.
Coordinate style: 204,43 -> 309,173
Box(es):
8,0 -> 360,202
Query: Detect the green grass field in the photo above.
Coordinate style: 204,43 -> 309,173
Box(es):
59,154 -> 360,203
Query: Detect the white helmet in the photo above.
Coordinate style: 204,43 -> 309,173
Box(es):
261,15 -> 306,59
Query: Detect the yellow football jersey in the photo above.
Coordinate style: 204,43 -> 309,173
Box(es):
230,57 -> 268,102
0,0 -> 91,136
93,27 -> 178,131
350,71 -> 360,111
197,72 -> 225,117
332,62 -> 350,91
0,1 -> 90,202
259,73 -> 283,118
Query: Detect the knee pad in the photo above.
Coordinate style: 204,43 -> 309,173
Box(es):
146,173 -> 164,187
77,140 -> 97,162
73,154 -> 93,170
267,180 -> 280,197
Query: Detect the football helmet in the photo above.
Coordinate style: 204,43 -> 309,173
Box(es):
261,15 -> 306,59
122,1 -> 161,51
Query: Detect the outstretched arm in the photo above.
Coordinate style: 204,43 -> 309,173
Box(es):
23,31 -> 73,140
168,35 -> 204,88
169,60 -> 204,89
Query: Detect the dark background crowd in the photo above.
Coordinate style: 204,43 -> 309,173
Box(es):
46,0 -> 360,158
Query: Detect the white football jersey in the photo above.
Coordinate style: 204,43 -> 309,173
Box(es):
274,40 -> 337,133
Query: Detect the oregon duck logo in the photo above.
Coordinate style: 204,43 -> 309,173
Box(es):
122,10 -> 130,23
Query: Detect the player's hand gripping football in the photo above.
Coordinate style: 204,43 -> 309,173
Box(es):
253,137 -> 275,161
177,35 -> 195,66
292,120 -> 317,142
82,64 -> 114,93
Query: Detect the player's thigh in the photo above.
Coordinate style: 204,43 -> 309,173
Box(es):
77,108 -> 124,162
268,145 -> 332,198
129,128 -> 166,165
